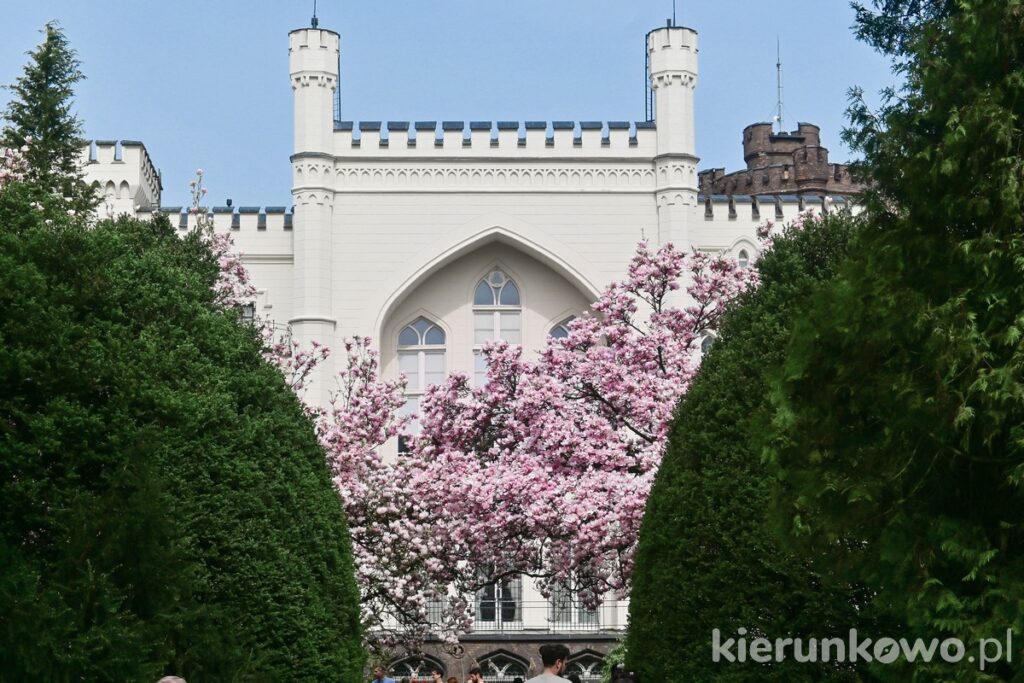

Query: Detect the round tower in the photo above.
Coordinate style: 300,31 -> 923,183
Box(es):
289,26 -> 340,407
647,24 -> 699,253
290,27 -> 339,154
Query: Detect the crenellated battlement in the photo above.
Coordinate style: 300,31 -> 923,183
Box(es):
73,16 -> 874,502
698,121 -> 863,197
646,25 -> 698,84
80,139 -> 162,214
288,27 -> 340,76
145,205 -> 294,232
698,192 -> 850,221
328,120 -> 658,157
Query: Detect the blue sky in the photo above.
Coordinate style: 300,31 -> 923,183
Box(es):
0,1 -> 897,208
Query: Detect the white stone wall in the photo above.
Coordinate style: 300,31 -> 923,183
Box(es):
380,240 -> 594,378
283,25 -> 706,404
81,140 -> 161,216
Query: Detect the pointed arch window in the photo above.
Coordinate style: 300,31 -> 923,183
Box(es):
473,269 -> 521,386
389,655 -> 446,680
737,249 -> 750,268
477,651 -> 528,681
565,653 -> 605,682
549,316 -> 575,339
398,317 -> 446,392
700,333 -> 715,355
398,317 -> 446,453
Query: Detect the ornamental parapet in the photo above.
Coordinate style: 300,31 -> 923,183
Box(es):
330,120 -> 657,157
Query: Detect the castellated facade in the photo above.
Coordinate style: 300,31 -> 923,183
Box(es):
698,121 -> 863,197
80,20 -> 858,681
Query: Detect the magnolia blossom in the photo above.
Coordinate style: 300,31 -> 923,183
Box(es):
316,241 -> 757,648
0,142 -> 29,190
202,169 -> 765,648
185,171 -> 320,400
186,170 -> 258,309
402,243 -> 755,619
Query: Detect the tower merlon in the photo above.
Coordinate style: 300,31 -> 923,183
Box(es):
646,25 -> 698,79
326,120 -> 657,156
80,139 -> 162,211
288,27 -> 341,77
154,206 -> 295,233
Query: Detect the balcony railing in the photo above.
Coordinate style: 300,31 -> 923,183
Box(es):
462,599 -> 627,633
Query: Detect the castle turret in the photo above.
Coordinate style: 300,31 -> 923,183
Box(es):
290,27 -> 339,154
743,121 -> 821,170
698,121 -> 862,197
647,24 -> 699,251
289,26 -> 340,406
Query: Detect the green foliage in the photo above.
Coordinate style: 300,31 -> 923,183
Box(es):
850,0 -> 955,63
600,641 -> 626,683
765,2 -> 1024,680
627,213 -> 872,682
0,206 -> 363,680
1,22 -> 95,213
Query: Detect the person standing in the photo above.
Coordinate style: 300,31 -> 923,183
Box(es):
525,644 -> 571,683
371,665 -> 397,683
466,666 -> 484,683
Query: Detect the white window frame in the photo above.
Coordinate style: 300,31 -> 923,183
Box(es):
549,315 -> 575,339
397,318 -> 446,452
474,574 -> 523,631
472,269 -> 521,386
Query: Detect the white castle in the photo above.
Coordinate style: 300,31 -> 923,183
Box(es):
81,19 -> 853,680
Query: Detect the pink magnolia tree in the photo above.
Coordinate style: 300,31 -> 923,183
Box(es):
0,139 -> 29,190
195,168 -> 763,647
318,241 -> 758,648
409,245 -> 754,603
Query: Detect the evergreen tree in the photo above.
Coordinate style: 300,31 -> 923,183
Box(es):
1,22 -> 95,213
765,2 -> 1024,679
0,196 -> 364,680
626,213 -> 873,682
849,0 -> 955,65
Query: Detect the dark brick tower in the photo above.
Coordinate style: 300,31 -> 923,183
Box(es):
698,122 -> 863,197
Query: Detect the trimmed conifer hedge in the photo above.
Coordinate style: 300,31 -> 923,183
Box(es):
626,213 -> 872,682
0,206 -> 363,680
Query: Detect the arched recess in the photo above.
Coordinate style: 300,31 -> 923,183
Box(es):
388,653 -> 446,678
476,649 -> 529,681
565,649 -> 605,682
728,236 -> 758,261
547,308 -> 579,339
375,223 -> 602,345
